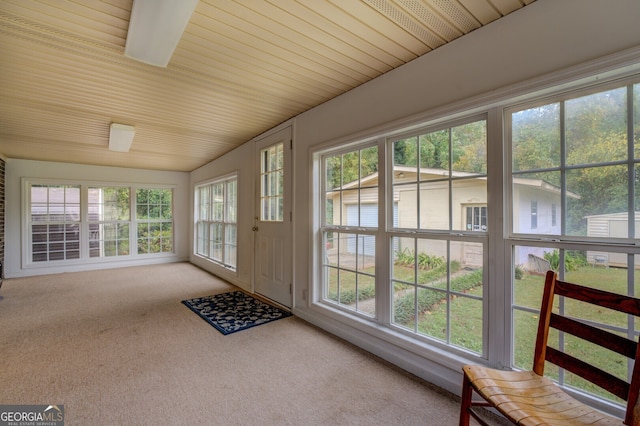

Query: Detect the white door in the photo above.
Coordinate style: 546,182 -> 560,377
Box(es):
254,127 -> 292,308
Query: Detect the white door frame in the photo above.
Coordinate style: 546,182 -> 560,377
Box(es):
253,126 -> 293,308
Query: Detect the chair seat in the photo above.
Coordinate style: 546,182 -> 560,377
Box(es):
463,365 -> 623,425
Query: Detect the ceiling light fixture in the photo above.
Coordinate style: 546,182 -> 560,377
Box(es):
109,123 -> 135,152
124,0 -> 199,67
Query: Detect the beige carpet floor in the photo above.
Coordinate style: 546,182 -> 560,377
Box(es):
0,262 -> 500,425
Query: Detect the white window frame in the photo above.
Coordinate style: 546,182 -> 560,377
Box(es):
315,115 -> 490,358
194,173 -> 238,271
310,59 -> 640,418
135,187 -> 174,255
22,178 -> 175,269
88,186 -> 131,258
505,77 -> 640,407
27,182 -> 81,263
319,143 -> 380,318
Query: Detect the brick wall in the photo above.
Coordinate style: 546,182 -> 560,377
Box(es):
0,158 -> 4,281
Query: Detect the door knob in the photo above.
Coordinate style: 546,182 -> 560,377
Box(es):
252,226 -> 259,232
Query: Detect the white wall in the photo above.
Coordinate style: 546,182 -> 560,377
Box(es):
286,0 -> 640,395
189,139 -> 255,291
5,159 -> 190,278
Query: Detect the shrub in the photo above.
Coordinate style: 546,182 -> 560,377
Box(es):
417,252 -> 445,270
393,268 -> 483,326
327,282 -> 376,305
515,264 -> 525,280
544,249 -> 587,272
394,248 -> 414,266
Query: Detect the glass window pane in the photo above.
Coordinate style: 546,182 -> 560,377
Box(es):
326,155 -> 342,191
322,231 -> 376,316
394,136 -> 418,171
419,129 -> 449,172
341,151 -> 360,186
513,308 -> 539,370
419,181 -> 449,230
136,188 -> 148,204
325,266 -> 339,303
414,288 -> 447,340
450,296 -> 483,353
512,171 -> 561,235
195,178 -> 236,269
357,274 -> 376,317
567,165 -> 628,237
635,83 -> 640,159
136,204 -> 148,220
390,236 -> 483,354
49,186 -> 65,203
566,88 -> 627,166
341,189 -> 359,226
321,120 -> 486,353
513,246 -> 552,308
393,237 -> 416,284
360,146 -> 378,187
260,143 -> 284,222
451,120 -> 486,175
30,184 -> 81,263
636,165 -> 640,214
394,183 -> 417,229
512,103 -> 561,171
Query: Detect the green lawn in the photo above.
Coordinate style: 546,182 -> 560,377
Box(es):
326,264 -> 635,404
515,268 -> 633,403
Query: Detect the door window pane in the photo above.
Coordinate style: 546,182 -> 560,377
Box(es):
260,142 -> 284,222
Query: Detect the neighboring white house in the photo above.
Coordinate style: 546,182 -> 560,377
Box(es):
328,167 -> 574,270
586,212 -> 640,268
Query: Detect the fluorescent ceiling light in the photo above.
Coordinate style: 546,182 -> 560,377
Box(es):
109,123 -> 135,152
125,0 -> 199,67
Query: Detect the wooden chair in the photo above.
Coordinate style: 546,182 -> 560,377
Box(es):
459,270 -> 640,426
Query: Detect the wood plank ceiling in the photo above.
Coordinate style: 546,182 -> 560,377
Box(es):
0,0 -> 534,172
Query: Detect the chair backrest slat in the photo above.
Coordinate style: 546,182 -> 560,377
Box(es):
534,271 -> 640,425
555,280 -> 640,316
546,347 -> 630,400
550,313 -> 638,358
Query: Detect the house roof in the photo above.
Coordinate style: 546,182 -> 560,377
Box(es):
328,168 -> 578,199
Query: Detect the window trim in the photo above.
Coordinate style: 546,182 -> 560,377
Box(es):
135,187 -> 174,255
194,172 -> 238,271
28,183 -> 81,263
505,75 -> 640,246
316,114 -> 491,358
309,61 -> 640,418
22,178 -> 175,269
88,186 -> 131,259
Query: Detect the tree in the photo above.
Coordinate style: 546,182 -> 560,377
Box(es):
451,120 -> 487,174
512,87 -> 632,236
326,146 -> 378,189
512,103 -> 561,174
393,119 -> 486,174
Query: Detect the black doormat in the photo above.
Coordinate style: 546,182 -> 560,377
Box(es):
182,291 -> 291,335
